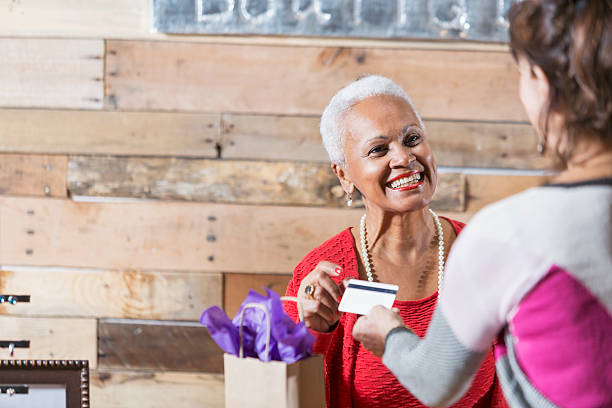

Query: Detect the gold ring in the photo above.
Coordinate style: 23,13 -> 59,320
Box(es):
304,283 -> 316,299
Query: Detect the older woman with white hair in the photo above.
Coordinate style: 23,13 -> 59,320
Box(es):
284,75 -> 507,408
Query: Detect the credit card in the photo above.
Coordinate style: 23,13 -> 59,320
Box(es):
338,279 -> 398,315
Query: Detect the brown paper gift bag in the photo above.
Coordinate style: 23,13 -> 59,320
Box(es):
224,298 -> 326,408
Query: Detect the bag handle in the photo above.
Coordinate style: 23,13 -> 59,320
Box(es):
238,303 -> 271,360
237,296 -> 304,361
280,296 -> 304,322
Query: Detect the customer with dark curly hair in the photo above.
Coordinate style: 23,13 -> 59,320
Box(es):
353,1 -> 612,407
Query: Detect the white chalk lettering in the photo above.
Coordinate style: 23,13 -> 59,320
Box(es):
156,0 -> 515,43
397,0 -> 408,26
496,0 -> 511,27
240,0 -> 276,23
197,0 -> 235,22
430,0 -> 468,31
292,0 -> 331,23
353,0 -> 362,25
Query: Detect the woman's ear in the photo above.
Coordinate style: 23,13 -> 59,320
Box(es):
532,64 -> 567,154
331,163 -> 355,195
531,64 -> 550,102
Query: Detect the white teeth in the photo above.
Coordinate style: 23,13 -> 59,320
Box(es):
389,173 -> 421,188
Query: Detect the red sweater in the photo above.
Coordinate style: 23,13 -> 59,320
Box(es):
284,221 -> 508,408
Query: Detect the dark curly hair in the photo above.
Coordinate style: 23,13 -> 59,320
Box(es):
508,0 -> 612,159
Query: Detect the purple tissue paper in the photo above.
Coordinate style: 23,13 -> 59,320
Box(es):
200,288 -> 314,363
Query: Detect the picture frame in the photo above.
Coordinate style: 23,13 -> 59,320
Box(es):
0,360 -> 89,408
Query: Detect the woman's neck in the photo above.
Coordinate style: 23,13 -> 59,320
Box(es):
552,142 -> 612,184
363,206 -> 434,264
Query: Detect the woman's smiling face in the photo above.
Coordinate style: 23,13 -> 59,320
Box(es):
340,94 -> 437,213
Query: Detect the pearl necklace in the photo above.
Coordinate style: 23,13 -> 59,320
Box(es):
359,208 -> 445,293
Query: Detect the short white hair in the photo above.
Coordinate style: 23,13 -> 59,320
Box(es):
320,75 -> 424,165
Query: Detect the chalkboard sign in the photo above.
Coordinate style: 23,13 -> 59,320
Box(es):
153,0 -> 516,42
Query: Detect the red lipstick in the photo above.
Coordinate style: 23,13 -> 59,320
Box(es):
387,171 -> 420,184
386,171 -> 424,191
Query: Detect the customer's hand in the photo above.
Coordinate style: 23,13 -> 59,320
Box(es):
297,261 -> 346,333
353,306 -> 404,357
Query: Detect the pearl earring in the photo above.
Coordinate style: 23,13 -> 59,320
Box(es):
346,192 -> 353,207
537,139 -> 546,155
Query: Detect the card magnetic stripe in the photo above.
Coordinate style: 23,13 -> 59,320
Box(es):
346,283 -> 397,294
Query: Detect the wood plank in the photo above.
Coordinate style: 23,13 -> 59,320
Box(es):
0,154 -> 67,197
67,156 -> 465,211
221,114 -> 327,162
0,196 -> 361,273
424,121 -> 551,169
0,316 -> 97,366
465,174 -> 552,213
0,197 -> 473,274
91,369 -> 224,408
224,273 -> 292,318
0,0 -> 507,53
0,39 -> 103,109
0,109 -> 220,157
0,0 -> 149,40
98,320 -> 223,373
67,156 -> 343,207
435,174 -> 465,212
221,114 -> 551,170
0,267 -> 221,320
106,41 -> 523,122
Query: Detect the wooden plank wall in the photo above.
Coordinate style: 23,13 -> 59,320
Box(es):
0,2 -> 551,407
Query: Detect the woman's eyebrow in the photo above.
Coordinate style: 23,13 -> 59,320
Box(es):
402,124 -> 421,133
365,135 -> 390,143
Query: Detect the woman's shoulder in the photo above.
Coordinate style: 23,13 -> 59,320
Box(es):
292,228 -> 356,280
458,190 -> 534,242
440,217 -> 466,235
